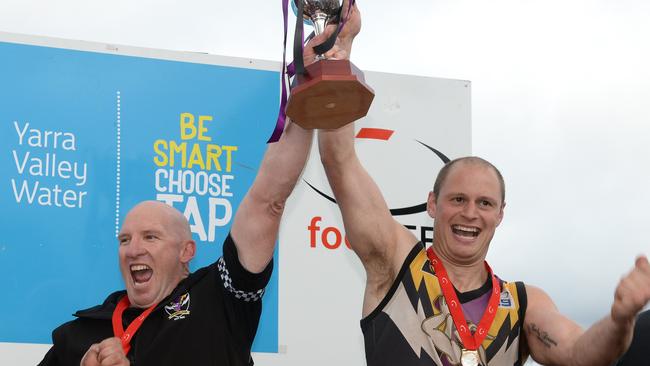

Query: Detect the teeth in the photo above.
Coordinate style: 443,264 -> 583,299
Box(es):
130,264 -> 151,271
453,225 -> 479,232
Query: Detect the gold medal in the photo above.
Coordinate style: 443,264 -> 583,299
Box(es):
461,349 -> 480,366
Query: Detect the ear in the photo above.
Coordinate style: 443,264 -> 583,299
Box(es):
426,191 -> 437,219
179,240 -> 196,264
496,201 -> 506,227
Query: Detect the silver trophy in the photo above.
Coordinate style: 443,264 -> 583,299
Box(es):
295,0 -> 341,59
286,0 -> 374,129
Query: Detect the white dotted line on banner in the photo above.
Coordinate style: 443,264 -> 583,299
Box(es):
115,91 -> 121,237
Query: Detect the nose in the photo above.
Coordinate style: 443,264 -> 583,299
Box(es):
461,201 -> 479,219
123,236 -> 147,258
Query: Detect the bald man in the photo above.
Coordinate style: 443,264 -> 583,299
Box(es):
39,120 -> 313,366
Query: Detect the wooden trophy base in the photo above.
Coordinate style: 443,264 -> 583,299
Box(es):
286,59 -> 375,129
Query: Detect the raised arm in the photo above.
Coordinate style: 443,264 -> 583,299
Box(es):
524,256 -> 650,366
315,3 -> 417,316
319,124 -> 416,271
230,121 -> 313,273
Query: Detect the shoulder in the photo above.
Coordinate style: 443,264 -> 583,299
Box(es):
521,284 -> 558,324
521,284 -> 579,334
73,290 -> 124,319
49,290 -> 122,352
524,284 -> 555,309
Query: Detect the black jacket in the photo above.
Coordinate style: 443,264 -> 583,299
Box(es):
39,235 -> 272,366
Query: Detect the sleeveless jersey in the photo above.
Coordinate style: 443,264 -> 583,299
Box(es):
361,243 -> 528,366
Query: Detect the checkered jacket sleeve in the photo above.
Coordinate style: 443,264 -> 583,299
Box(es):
217,233 -> 273,302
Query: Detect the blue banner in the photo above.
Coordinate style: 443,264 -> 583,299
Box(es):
0,40 -> 279,352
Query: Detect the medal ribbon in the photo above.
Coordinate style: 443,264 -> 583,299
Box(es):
111,296 -> 157,355
426,248 -> 501,351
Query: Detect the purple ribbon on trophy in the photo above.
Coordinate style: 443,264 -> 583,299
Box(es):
268,0 -> 357,143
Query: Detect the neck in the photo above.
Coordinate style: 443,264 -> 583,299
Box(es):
432,247 -> 488,293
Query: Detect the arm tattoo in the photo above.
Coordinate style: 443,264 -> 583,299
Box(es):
527,323 -> 558,349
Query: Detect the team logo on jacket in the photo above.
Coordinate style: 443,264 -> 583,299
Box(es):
165,293 -> 191,320
499,287 -> 515,309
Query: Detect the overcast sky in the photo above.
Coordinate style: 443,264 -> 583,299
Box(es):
1,0 -> 649,364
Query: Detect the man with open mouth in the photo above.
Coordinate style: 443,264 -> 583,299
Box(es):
317,4 -> 650,366
38,117 -> 314,366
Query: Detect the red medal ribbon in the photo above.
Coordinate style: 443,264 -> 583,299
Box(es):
426,248 -> 501,351
112,296 -> 158,355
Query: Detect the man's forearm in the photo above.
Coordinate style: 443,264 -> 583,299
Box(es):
230,120 -> 313,273
568,315 -> 633,366
571,256 -> 650,366
319,123 -> 355,168
249,121 -> 313,204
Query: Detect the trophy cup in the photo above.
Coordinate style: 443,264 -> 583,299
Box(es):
285,0 -> 374,129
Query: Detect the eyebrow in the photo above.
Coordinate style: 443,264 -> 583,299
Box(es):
477,195 -> 498,202
141,229 -> 164,236
445,192 -> 498,202
476,197 -> 501,208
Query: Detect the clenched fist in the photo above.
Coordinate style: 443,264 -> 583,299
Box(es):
303,0 -> 361,64
80,337 -> 129,366
611,256 -> 650,326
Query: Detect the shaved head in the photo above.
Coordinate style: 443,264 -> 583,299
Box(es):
433,157 -> 505,204
127,200 -> 192,243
